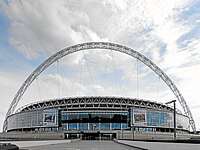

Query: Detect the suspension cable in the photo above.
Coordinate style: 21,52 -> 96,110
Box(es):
56,60 -> 60,98
98,50 -> 113,96
156,76 -> 160,100
82,50 -> 94,93
36,77 -> 41,101
70,58 -> 81,96
78,55 -> 83,96
38,76 -> 54,99
110,50 -> 123,96
122,59 -> 137,96
141,65 -> 161,100
136,59 -> 139,98
57,60 -> 71,97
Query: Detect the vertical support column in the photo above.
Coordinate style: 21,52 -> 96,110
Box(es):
122,129 -> 123,139
77,123 -> 79,130
110,134 -> 112,140
99,118 -> 101,130
165,100 -> 176,140
174,101 -> 176,140
80,132 -> 82,140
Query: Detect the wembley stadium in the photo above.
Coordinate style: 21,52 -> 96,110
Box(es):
5,96 -> 191,140
7,96 -> 189,133
2,42 -> 196,140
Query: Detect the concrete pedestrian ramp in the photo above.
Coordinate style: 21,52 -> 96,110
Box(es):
117,140 -> 200,150
2,140 -> 145,150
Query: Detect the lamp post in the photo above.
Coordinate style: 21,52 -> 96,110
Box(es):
131,124 -> 134,140
165,100 -> 176,140
122,128 -> 124,139
21,119 -> 24,132
39,122 -> 43,139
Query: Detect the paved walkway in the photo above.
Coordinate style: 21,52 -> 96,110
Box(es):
1,140 -> 70,148
22,141 -> 140,150
118,140 -> 200,150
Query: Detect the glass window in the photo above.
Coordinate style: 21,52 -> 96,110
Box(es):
101,123 -> 110,130
112,123 -> 120,130
69,123 -> 77,130
62,123 -> 68,130
89,123 -> 99,130
62,115 -> 67,121
122,123 -> 127,129
79,123 -> 88,130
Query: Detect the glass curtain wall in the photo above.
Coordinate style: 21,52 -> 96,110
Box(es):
61,111 -> 128,130
131,108 -> 189,130
7,109 -> 58,131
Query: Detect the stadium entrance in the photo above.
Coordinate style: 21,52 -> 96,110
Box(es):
64,131 -> 116,140
81,131 -> 116,140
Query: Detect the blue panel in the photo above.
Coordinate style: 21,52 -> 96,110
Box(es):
89,123 -> 99,130
122,123 -> 127,129
101,123 -> 110,130
62,115 -> 66,120
112,123 -> 120,129
146,110 -> 172,128
69,123 -> 77,130
79,123 -> 88,130
62,123 -> 68,130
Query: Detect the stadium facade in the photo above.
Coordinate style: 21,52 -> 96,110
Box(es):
7,97 -> 189,135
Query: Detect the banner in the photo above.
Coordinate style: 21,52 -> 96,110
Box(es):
133,109 -> 146,125
43,109 -> 57,126
134,113 -> 145,123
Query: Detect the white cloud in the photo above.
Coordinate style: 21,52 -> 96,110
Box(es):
2,0 -> 109,59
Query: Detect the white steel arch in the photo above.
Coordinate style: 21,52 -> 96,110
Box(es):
3,42 -> 196,132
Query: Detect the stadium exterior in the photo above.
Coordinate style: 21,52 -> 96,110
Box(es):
3,42 -> 196,140
6,97 -> 190,139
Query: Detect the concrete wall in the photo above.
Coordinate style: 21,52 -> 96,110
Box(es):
0,130 -> 195,140
117,131 -> 193,140
0,132 -> 65,140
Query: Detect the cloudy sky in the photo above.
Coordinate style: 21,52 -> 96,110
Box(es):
0,0 -> 200,131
